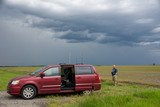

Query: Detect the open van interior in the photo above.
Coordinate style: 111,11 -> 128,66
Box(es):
61,65 -> 75,90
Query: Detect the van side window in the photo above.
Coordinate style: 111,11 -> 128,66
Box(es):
44,67 -> 59,76
75,66 -> 93,75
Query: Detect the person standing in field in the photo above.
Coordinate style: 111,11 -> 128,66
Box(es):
111,65 -> 118,86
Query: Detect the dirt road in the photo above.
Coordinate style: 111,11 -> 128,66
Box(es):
0,91 -> 49,107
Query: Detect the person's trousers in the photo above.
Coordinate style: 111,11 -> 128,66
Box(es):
112,75 -> 117,85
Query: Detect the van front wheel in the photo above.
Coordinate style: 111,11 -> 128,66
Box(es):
21,85 -> 37,99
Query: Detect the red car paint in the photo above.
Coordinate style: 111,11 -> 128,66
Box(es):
7,64 -> 101,99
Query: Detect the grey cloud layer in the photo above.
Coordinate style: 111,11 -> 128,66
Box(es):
2,0 -> 160,46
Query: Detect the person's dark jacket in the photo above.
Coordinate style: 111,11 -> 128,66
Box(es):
111,68 -> 118,76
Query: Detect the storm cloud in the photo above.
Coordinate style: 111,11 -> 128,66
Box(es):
0,0 -> 160,65
1,0 -> 160,46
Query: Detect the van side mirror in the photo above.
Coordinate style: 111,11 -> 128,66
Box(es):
40,72 -> 45,78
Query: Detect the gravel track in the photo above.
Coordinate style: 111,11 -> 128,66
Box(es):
0,91 -> 49,107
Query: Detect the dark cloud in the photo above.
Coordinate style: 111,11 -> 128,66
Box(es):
1,0 -> 160,46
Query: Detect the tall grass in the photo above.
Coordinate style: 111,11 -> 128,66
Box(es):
70,90 -> 160,107
48,81 -> 160,107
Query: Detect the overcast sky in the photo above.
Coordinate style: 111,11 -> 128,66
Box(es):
0,0 -> 160,66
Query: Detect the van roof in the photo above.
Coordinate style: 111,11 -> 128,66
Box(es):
46,64 -> 93,67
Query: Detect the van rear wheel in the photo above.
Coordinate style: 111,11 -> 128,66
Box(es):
21,85 -> 37,99
83,90 -> 92,95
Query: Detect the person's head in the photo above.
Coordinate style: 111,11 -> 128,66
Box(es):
113,65 -> 116,68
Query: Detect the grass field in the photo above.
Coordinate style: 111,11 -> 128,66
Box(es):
48,82 -> 160,107
95,65 -> 160,86
0,66 -> 40,91
0,66 -> 160,107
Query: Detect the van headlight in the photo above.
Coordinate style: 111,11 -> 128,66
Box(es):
11,80 -> 20,85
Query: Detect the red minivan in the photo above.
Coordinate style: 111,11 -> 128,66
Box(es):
7,64 -> 101,99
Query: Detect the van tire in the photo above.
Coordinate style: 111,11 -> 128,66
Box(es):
21,85 -> 37,99
83,90 -> 92,95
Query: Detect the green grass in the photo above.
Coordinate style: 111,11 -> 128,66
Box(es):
72,90 -> 160,107
48,81 -> 160,107
0,67 -> 40,91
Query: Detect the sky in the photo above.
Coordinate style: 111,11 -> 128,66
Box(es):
0,0 -> 160,66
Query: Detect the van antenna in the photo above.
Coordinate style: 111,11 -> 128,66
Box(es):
68,52 -> 71,64
81,52 -> 84,64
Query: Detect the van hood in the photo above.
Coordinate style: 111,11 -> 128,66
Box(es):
11,75 -> 34,81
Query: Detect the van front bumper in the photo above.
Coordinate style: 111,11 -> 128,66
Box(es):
7,85 -> 21,95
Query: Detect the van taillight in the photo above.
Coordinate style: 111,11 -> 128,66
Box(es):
95,73 -> 101,83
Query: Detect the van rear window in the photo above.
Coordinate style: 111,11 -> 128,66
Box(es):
75,66 -> 93,75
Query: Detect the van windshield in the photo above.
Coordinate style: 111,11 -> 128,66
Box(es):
30,67 -> 44,76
